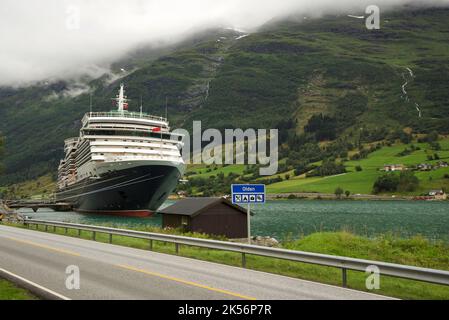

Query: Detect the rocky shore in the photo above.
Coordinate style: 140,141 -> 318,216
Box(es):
231,236 -> 280,247
0,200 -> 21,222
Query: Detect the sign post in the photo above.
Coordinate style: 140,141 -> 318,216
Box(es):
247,203 -> 251,245
231,184 -> 266,244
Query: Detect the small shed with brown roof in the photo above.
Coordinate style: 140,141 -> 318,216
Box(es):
158,197 -> 249,238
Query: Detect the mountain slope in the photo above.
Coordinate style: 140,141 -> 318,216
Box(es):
1,7 -> 449,185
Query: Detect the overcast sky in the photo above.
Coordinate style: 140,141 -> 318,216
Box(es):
0,0 -> 447,87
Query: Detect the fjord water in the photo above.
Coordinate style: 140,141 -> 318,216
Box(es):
18,200 -> 449,242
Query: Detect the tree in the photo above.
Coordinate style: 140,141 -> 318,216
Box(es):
373,171 -> 419,194
345,190 -> 351,198
335,187 -> 344,199
319,159 -> 346,177
397,171 -> 419,192
355,165 -> 363,172
373,173 -> 400,194
427,131 -> 439,143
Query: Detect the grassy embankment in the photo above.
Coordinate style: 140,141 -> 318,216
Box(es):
6,222 -> 449,300
0,280 -> 36,300
0,174 -> 55,199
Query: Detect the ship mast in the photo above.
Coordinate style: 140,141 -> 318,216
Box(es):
114,83 -> 129,114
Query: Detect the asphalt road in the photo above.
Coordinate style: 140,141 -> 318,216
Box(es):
0,225 -> 392,300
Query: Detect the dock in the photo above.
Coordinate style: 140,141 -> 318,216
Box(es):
5,200 -> 73,212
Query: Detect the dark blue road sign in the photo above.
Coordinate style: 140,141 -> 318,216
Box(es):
232,184 -> 266,204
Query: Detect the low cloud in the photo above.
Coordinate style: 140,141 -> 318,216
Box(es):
0,0 -> 447,87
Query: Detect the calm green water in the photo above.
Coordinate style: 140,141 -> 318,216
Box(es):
18,200 -> 449,242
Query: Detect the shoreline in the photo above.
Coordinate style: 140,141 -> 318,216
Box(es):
267,193 -> 414,201
171,193 -> 447,201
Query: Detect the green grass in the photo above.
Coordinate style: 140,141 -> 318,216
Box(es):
0,279 -> 37,300
11,223 -> 449,300
2,174 -> 55,199
187,164 -> 246,179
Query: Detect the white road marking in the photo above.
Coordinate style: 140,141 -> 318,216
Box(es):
0,267 -> 71,300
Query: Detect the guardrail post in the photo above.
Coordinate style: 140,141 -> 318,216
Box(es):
78,229 -> 81,237
175,243 -> 179,255
242,253 -> 246,268
342,268 -> 348,288
109,234 -> 112,244
53,226 -> 56,232
93,231 -> 96,241
65,228 -> 68,235
149,240 -> 153,251
45,225 -> 48,232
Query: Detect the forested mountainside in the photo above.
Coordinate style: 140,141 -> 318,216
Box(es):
1,6 -> 449,185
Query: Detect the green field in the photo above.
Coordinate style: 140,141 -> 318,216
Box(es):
187,164 -> 246,179
267,138 -> 449,195
6,222 -> 449,300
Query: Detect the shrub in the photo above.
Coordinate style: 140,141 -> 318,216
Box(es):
335,187 -> 344,199
373,171 -> 419,194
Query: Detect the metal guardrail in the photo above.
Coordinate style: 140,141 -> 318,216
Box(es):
23,219 -> 449,288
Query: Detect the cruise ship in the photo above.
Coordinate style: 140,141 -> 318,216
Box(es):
56,84 -> 186,217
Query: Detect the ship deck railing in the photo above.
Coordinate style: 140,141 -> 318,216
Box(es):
83,112 -> 167,123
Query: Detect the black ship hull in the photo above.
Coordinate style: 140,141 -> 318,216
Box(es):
56,165 -> 182,217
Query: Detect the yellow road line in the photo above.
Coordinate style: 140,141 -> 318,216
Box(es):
117,264 -> 256,300
4,236 -> 81,257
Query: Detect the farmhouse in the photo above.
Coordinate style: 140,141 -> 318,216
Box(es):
436,161 -> 449,168
416,163 -> 433,171
158,197 -> 249,238
383,164 -> 406,172
428,190 -> 447,200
